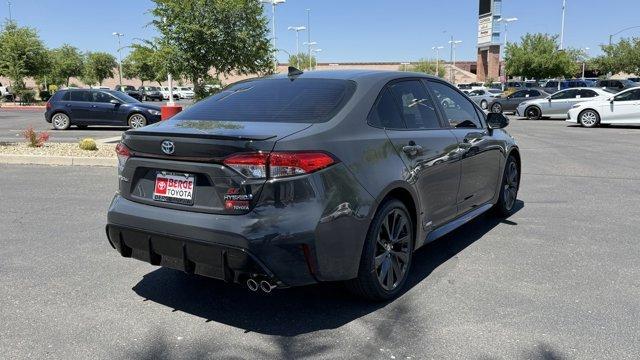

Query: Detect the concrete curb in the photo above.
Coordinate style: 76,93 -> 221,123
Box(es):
0,154 -> 116,167
0,106 -> 45,111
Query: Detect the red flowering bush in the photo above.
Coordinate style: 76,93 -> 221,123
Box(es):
22,126 -> 50,148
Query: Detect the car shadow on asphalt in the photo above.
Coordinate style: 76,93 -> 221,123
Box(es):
132,201 -> 524,337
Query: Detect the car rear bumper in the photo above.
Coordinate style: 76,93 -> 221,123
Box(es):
106,164 -> 374,287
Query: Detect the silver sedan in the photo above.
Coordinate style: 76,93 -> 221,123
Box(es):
516,88 -> 613,119
467,89 -> 502,110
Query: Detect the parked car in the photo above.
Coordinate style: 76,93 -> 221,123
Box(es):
567,86 -> 640,127
115,85 -> 143,101
139,86 -> 164,101
0,82 -> 13,101
543,79 -> 594,93
106,70 -> 521,301
489,88 -> 549,114
515,88 -> 612,119
45,89 -> 161,130
596,79 -> 638,93
177,87 -> 195,99
626,77 -> 640,83
467,88 -> 501,110
161,87 -> 180,100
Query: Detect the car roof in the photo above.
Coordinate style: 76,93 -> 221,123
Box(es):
261,69 -> 441,83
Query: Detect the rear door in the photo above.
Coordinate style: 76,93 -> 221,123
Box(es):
372,79 -> 461,228
67,90 -> 93,122
504,90 -> 529,111
427,80 -> 502,215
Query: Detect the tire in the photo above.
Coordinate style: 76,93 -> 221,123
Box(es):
525,106 -> 542,120
128,113 -> 148,129
347,199 -> 414,301
51,112 -> 71,130
579,109 -> 600,128
494,155 -> 520,217
480,100 -> 488,110
491,102 -> 503,113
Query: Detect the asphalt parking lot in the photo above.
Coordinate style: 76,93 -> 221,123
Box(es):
0,100 -> 192,143
1,118 -> 640,359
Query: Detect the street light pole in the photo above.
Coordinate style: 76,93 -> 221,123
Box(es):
307,9 -> 312,70
432,46 -> 444,77
448,38 -> 462,83
497,17 -> 518,84
560,0 -> 566,50
312,48 -> 322,70
581,47 -> 590,79
112,32 -> 124,88
303,41 -> 317,70
287,26 -> 306,68
7,1 -> 12,21
262,0 -> 286,71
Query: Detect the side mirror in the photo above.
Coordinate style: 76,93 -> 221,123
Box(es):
110,99 -> 121,105
487,112 -> 509,130
607,97 -> 614,103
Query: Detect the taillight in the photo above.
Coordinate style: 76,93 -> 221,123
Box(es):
46,101 -> 52,110
223,151 -> 336,179
115,142 -> 130,173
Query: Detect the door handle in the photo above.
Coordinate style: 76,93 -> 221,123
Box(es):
91,105 -> 97,108
402,144 -> 423,156
65,104 -> 71,107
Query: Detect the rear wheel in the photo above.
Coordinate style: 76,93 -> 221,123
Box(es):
579,109 -> 600,128
494,155 -> 520,217
491,102 -> 503,113
128,113 -> 147,129
347,199 -> 414,301
52,112 -> 70,130
525,106 -> 541,120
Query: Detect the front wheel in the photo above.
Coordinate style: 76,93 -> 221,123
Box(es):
480,100 -> 488,110
525,106 -> 541,120
347,199 -> 414,301
579,109 -> 600,128
494,155 -> 520,217
491,103 -> 503,113
128,113 -> 148,129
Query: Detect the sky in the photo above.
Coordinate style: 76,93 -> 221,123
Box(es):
3,0 -> 640,63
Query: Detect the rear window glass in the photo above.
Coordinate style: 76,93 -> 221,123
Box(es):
172,78 -> 356,123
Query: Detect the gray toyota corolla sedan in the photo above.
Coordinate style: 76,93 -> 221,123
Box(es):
106,70 -> 521,301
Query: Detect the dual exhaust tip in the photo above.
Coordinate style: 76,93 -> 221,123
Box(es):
246,278 -> 277,293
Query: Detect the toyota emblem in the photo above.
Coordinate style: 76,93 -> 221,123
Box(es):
161,140 -> 175,155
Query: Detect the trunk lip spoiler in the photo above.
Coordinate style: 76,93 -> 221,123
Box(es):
124,130 -> 277,141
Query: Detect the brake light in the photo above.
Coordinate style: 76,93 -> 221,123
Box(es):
115,142 -> 131,173
46,101 -> 52,110
223,151 -> 336,179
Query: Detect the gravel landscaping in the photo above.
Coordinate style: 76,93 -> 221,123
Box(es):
0,141 -> 116,158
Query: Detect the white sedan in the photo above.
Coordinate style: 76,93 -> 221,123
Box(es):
567,87 -> 640,127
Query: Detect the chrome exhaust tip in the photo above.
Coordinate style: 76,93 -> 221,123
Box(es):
260,280 -> 277,293
246,278 -> 259,292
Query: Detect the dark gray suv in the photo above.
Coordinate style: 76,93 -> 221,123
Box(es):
106,70 -> 520,301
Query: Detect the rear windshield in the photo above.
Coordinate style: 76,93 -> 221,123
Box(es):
172,78 -> 356,123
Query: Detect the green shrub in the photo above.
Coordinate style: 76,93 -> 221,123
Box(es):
39,90 -> 51,101
79,138 -> 98,151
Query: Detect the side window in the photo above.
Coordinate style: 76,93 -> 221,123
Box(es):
61,92 -> 70,101
91,91 -> 112,103
551,90 -> 571,100
614,89 -> 640,101
428,81 -> 482,129
511,90 -> 527,98
529,90 -> 541,97
368,88 -> 405,129
580,90 -> 598,98
70,91 -> 90,102
388,81 -> 441,129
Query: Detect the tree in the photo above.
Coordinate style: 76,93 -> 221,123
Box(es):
122,44 -> 158,86
0,20 -> 49,87
151,0 -> 273,95
83,52 -> 117,86
50,44 -> 84,87
505,33 -> 582,79
288,52 -> 316,70
403,59 -> 446,78
591,38 -> 640,75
